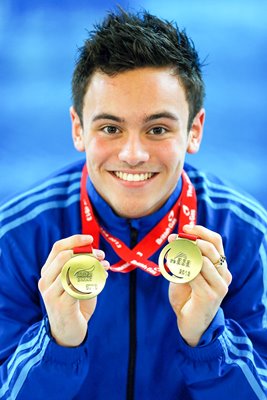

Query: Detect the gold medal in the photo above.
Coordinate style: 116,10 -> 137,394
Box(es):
158,238 -> 202,283
60,254 -> 107,299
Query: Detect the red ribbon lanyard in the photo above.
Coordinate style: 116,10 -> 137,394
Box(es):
76,164 -> 197,276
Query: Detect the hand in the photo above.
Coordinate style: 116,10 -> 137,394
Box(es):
168,225 -> 232,347
38,235 -> 110,347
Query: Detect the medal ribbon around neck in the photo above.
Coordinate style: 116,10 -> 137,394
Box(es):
74,164 -> 197,276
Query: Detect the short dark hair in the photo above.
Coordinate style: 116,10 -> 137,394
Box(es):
72,9 -> 205,130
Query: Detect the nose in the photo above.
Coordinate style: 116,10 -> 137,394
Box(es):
118,134 -> 149,166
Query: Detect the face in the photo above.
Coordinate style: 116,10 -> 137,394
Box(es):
71,67 -> 204,218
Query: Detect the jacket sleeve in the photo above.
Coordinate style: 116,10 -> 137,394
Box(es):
175,230 -> 267,400
0,231 -> 89,400
0,319 -> 90,400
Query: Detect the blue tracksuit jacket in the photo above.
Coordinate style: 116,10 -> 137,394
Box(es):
0,159 -> 266,399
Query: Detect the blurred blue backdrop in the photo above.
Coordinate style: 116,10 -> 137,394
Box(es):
0,0 -> 267,208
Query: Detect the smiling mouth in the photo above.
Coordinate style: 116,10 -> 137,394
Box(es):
113,171 -> 156,182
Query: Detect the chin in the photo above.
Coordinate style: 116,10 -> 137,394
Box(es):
113,203 -> 154,219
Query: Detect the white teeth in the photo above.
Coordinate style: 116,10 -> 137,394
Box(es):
114,171 -> 154,182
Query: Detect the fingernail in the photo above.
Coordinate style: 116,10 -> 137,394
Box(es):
102,260 -> 110,269
183,224 -> 192,231
81,235 -> 93,241
94,249 -> 105,258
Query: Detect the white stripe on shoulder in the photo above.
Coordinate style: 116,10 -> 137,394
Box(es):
224,332 -> 256,365
0,181 -> 80,224
7,320 -> 46,374
0,171 -> 81,213
259,238 -> 267,328
7,336 -> 50,400
0,193 -> 80,239
258,368 -> 267,378
226,329 -> 253,350
187,170 -> 267,221
0,320 -> 49,399
219,332 -> 266,399
197,193 -> 266,234
189,169 -> 267,326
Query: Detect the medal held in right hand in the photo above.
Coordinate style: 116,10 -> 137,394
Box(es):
158,234 -> 202,283
61,253 -> 107,300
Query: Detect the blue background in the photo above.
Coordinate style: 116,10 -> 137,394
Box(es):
0,0 -> 266,208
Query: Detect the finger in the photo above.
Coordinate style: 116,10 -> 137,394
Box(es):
92,248 -> 105,260
191,256 -> 229,298
213,260 -> 232,285
40,250 -> 73,290
100,259 -> 110,271
183,225 -> 224,255
40,273 -> 66,305
168,234 -> 178,242
42,235 -> 94,273
169,281 -> 192,313
196,239 -> 222,265
196,240 -> 230,283
91,249 -> 110,271
53,273 -> 67,298
186,227 -> 230,282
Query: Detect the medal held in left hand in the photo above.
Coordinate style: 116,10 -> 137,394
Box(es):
61,246 -> 107,300
158,234 -> 203,283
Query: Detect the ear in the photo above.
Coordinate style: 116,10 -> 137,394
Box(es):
186,108 -> 205,154
70,106 -> 85,152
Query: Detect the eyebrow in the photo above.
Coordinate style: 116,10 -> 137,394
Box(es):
91,111 -> 179,123
143,112 -> 179,123
92,113 -> 125,123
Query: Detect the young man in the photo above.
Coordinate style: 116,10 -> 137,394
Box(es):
0,9 -> 266,400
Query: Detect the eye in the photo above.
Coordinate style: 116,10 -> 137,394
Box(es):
102,125 -> 120,135
148,126 -> 167,135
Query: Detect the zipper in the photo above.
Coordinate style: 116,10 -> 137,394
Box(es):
126,227 -> 138,400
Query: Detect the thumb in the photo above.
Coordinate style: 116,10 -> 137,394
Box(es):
168,282 -> 191,316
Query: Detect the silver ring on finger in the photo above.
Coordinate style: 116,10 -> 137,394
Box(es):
214,255 -> 226,269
